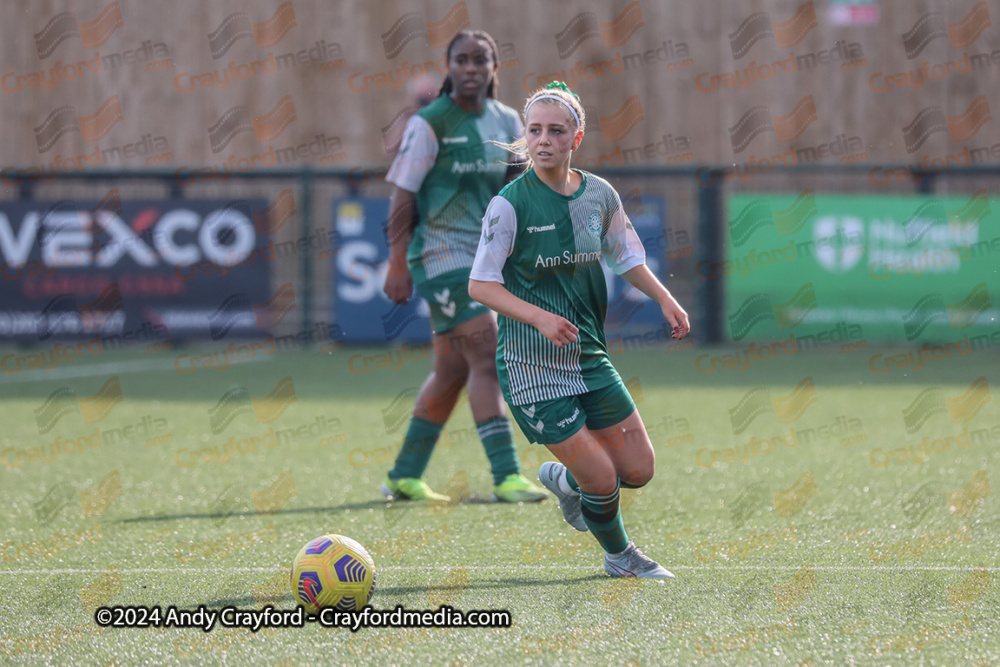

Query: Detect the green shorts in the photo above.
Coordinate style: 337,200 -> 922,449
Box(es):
508,382 -> 637,445
413,268 -> 488,335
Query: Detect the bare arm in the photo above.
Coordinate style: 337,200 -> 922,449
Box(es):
621,264 -> 690,339
383,187 -> 416,304
468,279 -> 580,348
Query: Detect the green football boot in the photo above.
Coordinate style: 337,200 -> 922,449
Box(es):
380,476 -> 451,503
492,473 -> 548,503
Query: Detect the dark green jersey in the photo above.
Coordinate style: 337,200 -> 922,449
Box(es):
470,169 -> 646,406
386,95 -> 522,280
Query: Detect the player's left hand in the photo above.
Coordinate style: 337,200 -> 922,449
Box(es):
660,295 -> 690,339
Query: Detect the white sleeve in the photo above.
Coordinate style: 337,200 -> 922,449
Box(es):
470,196 -> 517,284
385,115 -> 438,193
602,193 -> 645,275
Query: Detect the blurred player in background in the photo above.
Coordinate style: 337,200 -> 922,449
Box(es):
469,83 -> 690,578
382,77 -> 439,155
381,29 -> 548,504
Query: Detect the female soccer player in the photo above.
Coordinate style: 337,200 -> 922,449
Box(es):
468,83 -> 690,578
381,29 -> 547,504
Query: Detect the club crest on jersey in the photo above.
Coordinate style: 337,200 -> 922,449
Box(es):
587,212 -> 602,236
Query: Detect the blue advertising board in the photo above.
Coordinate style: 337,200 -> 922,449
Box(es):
332,195 -> 672,345
601,195 -> 675,346
333,199 -> 431,343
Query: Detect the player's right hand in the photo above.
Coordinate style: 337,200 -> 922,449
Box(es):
660,293 -> 690,339
535,313 -> 579,349
383,263 -> 413,304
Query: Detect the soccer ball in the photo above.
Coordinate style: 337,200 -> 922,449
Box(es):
290,534 -> 377,614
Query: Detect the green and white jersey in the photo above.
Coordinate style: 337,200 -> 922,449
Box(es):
386,95 -> 523,281
470,169 -> 646,406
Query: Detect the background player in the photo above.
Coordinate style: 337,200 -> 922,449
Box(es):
381,29 -> 547,504
469,83 -> 690,577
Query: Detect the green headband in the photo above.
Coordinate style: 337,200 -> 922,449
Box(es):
544,81 -> 580,99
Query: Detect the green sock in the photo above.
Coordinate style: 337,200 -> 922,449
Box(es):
476,417 -> 519,486
388,416 -> 444,480
580,482 -> 630,554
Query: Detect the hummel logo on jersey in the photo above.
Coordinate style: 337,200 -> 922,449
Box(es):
557,408 -> 580,429
526,224 -> 556,234
484,217 -> 499,244
441,136 -> 469,144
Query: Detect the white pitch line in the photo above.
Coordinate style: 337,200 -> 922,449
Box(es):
0,565 -> 997,575
0,354 -> 272,384
674,565 -> 1000,571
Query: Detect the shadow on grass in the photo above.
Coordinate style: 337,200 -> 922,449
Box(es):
114,496 -> 504,524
